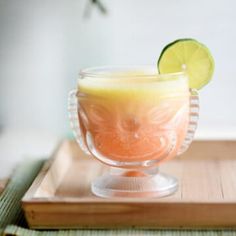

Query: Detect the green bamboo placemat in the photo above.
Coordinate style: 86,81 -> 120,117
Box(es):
4,225 -> 236,236
0,159 -> 44,234
1,159 -> 236,236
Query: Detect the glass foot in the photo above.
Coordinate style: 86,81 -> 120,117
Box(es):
91,167 -> 178,198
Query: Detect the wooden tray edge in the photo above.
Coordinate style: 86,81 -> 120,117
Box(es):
21,140 -> 67,204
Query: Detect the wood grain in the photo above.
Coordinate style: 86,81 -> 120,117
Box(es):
22,140 -> 236,229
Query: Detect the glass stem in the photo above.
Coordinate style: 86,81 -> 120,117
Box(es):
109,166 -> 159,177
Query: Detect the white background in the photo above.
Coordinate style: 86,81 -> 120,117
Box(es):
0,0 -> 235,137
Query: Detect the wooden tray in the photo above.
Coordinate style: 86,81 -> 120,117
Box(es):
22,140 -> 236,229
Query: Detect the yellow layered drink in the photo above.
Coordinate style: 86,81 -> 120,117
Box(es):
77,70 -> 189,164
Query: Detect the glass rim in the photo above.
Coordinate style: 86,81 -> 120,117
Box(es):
79,65 -> 186,80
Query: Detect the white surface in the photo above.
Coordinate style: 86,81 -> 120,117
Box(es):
195,126 -> 236,140
0,0 -> 236,136
0,128 -> 59,179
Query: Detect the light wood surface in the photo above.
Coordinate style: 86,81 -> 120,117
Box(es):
22,140 -> 236,229
0,178 -> 8,194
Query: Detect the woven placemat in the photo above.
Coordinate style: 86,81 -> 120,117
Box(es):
4,225 -> 236,236
0,159 -> 44,234
1,160 -> 236,236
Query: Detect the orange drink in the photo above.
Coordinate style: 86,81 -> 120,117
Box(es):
77,68 -> 189,166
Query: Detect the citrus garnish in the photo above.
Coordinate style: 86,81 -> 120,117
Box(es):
158,38 -> 214,89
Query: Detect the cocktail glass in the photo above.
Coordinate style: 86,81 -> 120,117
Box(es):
68,66 -> 199,198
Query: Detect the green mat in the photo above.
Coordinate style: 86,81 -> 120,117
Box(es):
1,160 -> 236,236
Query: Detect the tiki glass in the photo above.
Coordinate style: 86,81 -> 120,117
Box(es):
68,66 -> 199,198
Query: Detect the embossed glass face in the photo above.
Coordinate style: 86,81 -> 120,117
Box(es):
76,69 -> 190,164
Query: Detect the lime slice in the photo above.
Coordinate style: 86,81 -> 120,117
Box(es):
158,39 -> 214,89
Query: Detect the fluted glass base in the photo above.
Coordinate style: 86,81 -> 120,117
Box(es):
91,167 -> 178,198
